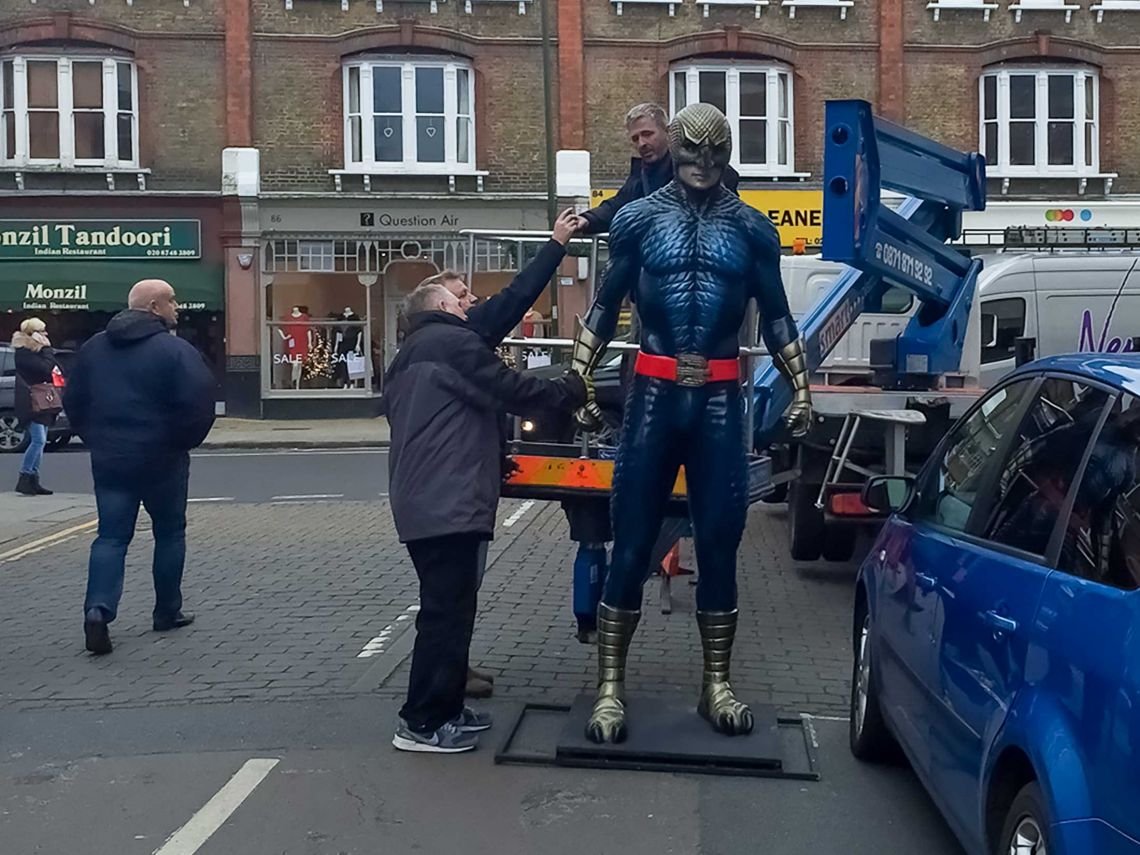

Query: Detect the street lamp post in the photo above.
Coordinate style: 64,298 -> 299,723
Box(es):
538,0 -> 560,328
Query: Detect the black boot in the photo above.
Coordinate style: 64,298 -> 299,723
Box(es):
84,608 -> 112,655
32,474 -> 52,496
15,473 -> 36,495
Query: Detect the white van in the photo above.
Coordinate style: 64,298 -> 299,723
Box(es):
976,251 -> 1140,387
780,249 -> 1140,389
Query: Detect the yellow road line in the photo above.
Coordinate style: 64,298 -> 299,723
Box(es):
0,517 -> 98,563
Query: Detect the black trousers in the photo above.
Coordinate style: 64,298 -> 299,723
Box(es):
399,532 -> 482,732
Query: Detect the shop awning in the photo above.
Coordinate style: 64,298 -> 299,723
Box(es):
0,260 -> 224,312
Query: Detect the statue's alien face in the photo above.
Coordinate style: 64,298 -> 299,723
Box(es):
668,103 -> 732,193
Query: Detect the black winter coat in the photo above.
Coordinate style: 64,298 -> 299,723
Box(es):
13,339 -> 57,427
579,154 -> 741,235
63,310 -> 217,470
381,312 -> 585,543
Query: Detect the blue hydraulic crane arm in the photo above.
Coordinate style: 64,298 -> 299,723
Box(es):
752,99 -> 987,449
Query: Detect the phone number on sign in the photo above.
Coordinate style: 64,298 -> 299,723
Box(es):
145,249 -> 198,258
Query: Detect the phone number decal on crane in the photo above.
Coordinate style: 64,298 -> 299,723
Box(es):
874,241 -> 934,288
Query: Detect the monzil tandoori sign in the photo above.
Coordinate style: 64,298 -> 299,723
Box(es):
0,220 -> 201,260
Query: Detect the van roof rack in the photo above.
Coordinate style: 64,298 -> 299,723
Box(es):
1003,226 -> 1140,250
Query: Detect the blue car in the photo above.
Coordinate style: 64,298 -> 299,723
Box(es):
851,354 -> 1140,855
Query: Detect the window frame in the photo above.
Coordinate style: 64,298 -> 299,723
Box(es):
980,297 -> 1028,366
906,371 -> 1124,569
669,60 -> 796,178
341,55 -> 478,176
0,53 -> 139,169
979,66 -> 1100,178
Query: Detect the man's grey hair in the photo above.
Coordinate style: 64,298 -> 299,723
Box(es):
416,268 -> 465,290
625,102 -> 668,130
404,282 -> 452,316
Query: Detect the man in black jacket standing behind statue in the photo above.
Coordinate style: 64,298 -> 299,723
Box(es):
64,279 -> 217,656
575,102 -> 740,236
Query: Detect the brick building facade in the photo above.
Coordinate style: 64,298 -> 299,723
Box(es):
2,0 -> 1140,417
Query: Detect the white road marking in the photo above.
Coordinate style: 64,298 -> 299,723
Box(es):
269,493 -> 345,501
357,604 -> 419,658
0,518 -> 97,563
152,758 -> 279,855
502,500 -> 536,529
187,497 -> 235,504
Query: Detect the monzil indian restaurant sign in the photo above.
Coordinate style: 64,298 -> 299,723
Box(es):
0,220 -> 201,260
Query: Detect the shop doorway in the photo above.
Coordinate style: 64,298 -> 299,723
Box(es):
373,259 -> 437,391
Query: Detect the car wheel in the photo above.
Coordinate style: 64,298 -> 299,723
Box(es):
789,480 -> 824,561
47,433 -> 72,449
996,782 -> 1051,855
0,413 -> 28,454
822,523 -> 858,562
572,408 -> 622,448
849,603 -> 897,762
761,482 -> 789,504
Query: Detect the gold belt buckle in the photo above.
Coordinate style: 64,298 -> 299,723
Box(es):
675,353 -> 709,387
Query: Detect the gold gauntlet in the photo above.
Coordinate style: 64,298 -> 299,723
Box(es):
774,338 -> 813,438
571,319 -> 607,378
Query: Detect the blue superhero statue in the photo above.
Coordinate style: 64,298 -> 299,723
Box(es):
570,103 -> 813,743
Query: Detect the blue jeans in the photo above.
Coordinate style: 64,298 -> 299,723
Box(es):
20,422 -> 47,476
84,455 -> 190,623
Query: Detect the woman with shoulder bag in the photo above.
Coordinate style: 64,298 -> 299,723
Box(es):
13,317 -> 59,496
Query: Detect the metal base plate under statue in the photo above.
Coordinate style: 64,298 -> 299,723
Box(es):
496,694 -> 821,780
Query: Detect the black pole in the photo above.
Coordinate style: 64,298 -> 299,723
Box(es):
538,0 -> 559,327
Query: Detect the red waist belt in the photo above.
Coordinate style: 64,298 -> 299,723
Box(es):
634,352 -> 740,387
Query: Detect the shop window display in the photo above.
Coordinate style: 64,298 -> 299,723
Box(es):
266,274 -> 371,393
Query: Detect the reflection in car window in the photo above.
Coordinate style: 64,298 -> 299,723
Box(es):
979,379 -> 1109,556
0,347 -> 14,377
1058,394 -> 1140,590
914,379 -> 1034,532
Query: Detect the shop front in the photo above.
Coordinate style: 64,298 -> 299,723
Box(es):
0,206 -> 226,390
255,197 -> 548,418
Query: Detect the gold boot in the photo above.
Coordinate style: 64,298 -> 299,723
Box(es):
696,610 -> 754,736
585,603 -> 640,744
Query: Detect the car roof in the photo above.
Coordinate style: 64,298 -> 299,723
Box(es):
1012,353 -> 1140,395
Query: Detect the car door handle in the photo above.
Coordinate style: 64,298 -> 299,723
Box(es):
983,610 -> 1018,635
915,572 -> 937,592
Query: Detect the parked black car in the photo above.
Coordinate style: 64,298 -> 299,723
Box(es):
512,348 -> 628,446
0,343 -> 75,453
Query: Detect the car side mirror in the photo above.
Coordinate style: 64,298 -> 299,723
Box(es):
861,475 -> 914,514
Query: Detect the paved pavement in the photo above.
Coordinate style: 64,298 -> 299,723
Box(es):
0,492 -> 962,853
203,417 -> 389,449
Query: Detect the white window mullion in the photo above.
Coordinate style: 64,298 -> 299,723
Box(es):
130,63 -> 140,165
997,71 -> 1010,171
362,66 -> 376,168
726,68 -> 740,171
766,71 -> 778,173
102,59 -> 117,166
1035,71 -> 1048,171
58,58 -> 74,167
1091,74 -> 1100,172
443,64 -> 458,169
977,75 -> 986,160
1074,73 -> 1086,174
402,64 -> 416,169
466,70 -> 476,168
686,67 -> 698,113
12,57 -> 28,164
342,65 -> 352,166
786,73 -> 795,169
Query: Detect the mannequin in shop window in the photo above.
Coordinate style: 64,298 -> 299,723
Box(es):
278,306 -> 312,390
333,307 -> 364,389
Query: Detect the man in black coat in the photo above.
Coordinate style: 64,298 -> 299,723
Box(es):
64,279 -> 217,655
575,102 -> 741,236
414,208 -> 578,696
382,282 -> 587,753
